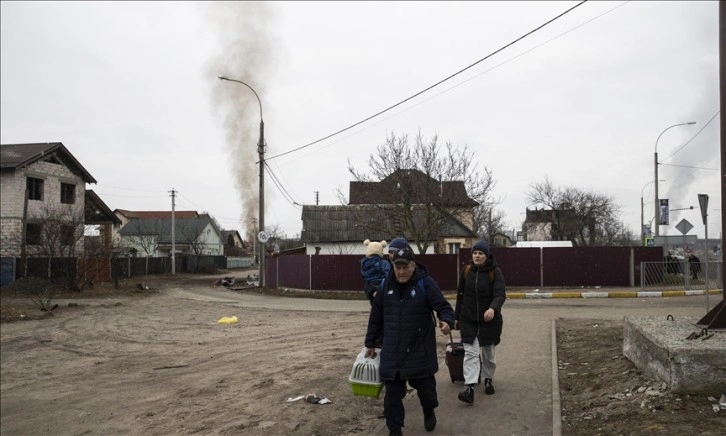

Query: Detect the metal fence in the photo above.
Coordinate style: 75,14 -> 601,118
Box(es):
640,260 -> 723,292
0,255 -> 255,289
265,246 -> 679,292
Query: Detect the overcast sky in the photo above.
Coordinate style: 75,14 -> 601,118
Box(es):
1,1 -> 720,241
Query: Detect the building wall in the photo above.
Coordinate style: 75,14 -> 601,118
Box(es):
0,169 -> 23,256
523,222 -> 551,241
197,223 -> 224,256
0,161 -> 85,257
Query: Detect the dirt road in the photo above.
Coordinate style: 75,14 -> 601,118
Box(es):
1,286 -> 381,435
2,279 -> 723,435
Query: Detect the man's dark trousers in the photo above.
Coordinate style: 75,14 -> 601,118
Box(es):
384,373 -> 438,430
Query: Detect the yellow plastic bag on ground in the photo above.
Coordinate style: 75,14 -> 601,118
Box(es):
217,316 -> 238,324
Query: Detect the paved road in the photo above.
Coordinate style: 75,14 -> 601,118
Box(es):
370,296 -> 715,436
169,286 -> 719,435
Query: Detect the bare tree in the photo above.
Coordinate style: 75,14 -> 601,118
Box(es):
347,130 -> 499,253
328,243 -> 357,255
21,203 -> 115,291
526,177 -> 627,246
119,220 -> 164,257
179,226 -> 207,256
473,201 -> 508,243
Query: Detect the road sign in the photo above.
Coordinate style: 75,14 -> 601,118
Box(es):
675,219 -> 693,235
257,231 -> 269,244
697,194 -> 708,225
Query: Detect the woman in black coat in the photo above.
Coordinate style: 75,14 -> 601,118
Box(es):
454,240 -> 506,404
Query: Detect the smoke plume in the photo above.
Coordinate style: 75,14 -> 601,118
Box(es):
203,2 -> 277,236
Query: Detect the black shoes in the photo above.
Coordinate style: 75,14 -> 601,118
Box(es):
484,378 -> 495,395
387,408 -> 435,434
458,384 -> 475,403
423,408 -> 436,431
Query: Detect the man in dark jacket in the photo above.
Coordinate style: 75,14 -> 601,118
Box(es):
454,240 -> 506,404
688,253 -> 701,279
365,247 -> 455,436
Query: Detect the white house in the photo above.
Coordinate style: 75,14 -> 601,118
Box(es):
117,214 -> 224,257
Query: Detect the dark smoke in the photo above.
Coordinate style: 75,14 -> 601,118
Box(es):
202,2 -> 277,236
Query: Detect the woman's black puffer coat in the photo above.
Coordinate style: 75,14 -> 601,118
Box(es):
454,254 -> 506,346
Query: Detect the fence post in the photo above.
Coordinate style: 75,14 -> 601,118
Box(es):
629,248 -> 634,287
309,255 -> 312,291
539,248 -> 544,289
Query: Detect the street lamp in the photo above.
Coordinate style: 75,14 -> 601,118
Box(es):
218,75 -> 266,287
654,122 -> 696,236
641,179 -> 664,246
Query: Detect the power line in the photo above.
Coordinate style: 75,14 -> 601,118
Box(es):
95,192 -> 164,199
661,110 -> 720,162
271,2 -> 629,169
96,184 -> 166,193
264,162 -> 302,209
659,163 -> 719,171
266,0 -> 589,161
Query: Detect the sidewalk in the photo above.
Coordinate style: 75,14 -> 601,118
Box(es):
370,295 -> 717,435
504,288 -> 722,299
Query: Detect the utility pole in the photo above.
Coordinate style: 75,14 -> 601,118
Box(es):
720,0 -> 725,301
251,218 -> 257,266
315,191 -> 319,205
258,116 -> 265,287
218,75 -> 266,287
170,188 -> 176,275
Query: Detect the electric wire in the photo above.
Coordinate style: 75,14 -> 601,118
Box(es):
273,1 -> 628,169
266,0 -> 589,162
264,162 -> 302,209
661,110 -> 720,162
659,163 -> 719,171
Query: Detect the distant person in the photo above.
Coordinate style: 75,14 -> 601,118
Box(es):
365,247 -> 454,435
454,240 -> 506,404
688,253 -> 701,280
360,239 -> 391,304
665,252 -> 680,275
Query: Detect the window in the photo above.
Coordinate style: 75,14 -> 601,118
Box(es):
26,223 -> 42,245
61,225 -> 75,246
448,243 -> 461,254
61,183 -> 76,204
27,177 -> 44,201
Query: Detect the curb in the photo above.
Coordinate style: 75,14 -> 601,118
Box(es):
552,320 -> 562,436
504,289 -> 722,299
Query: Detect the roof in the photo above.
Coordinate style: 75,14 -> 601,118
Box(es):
349,169 -> 477,207
524,208 -> 577,223
221,230 -> 242,240
0,142 -> 97,183
85,190 -> 122,225
118,216 -> 219,242
300,204 -> 476,243
515,241 -> 573,248
115,209 -> 199,220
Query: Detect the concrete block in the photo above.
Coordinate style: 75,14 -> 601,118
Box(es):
623,314 -> 726,394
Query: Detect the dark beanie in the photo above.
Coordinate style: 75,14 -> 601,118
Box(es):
473,240 -> 490,255
388,237 -> 409,252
